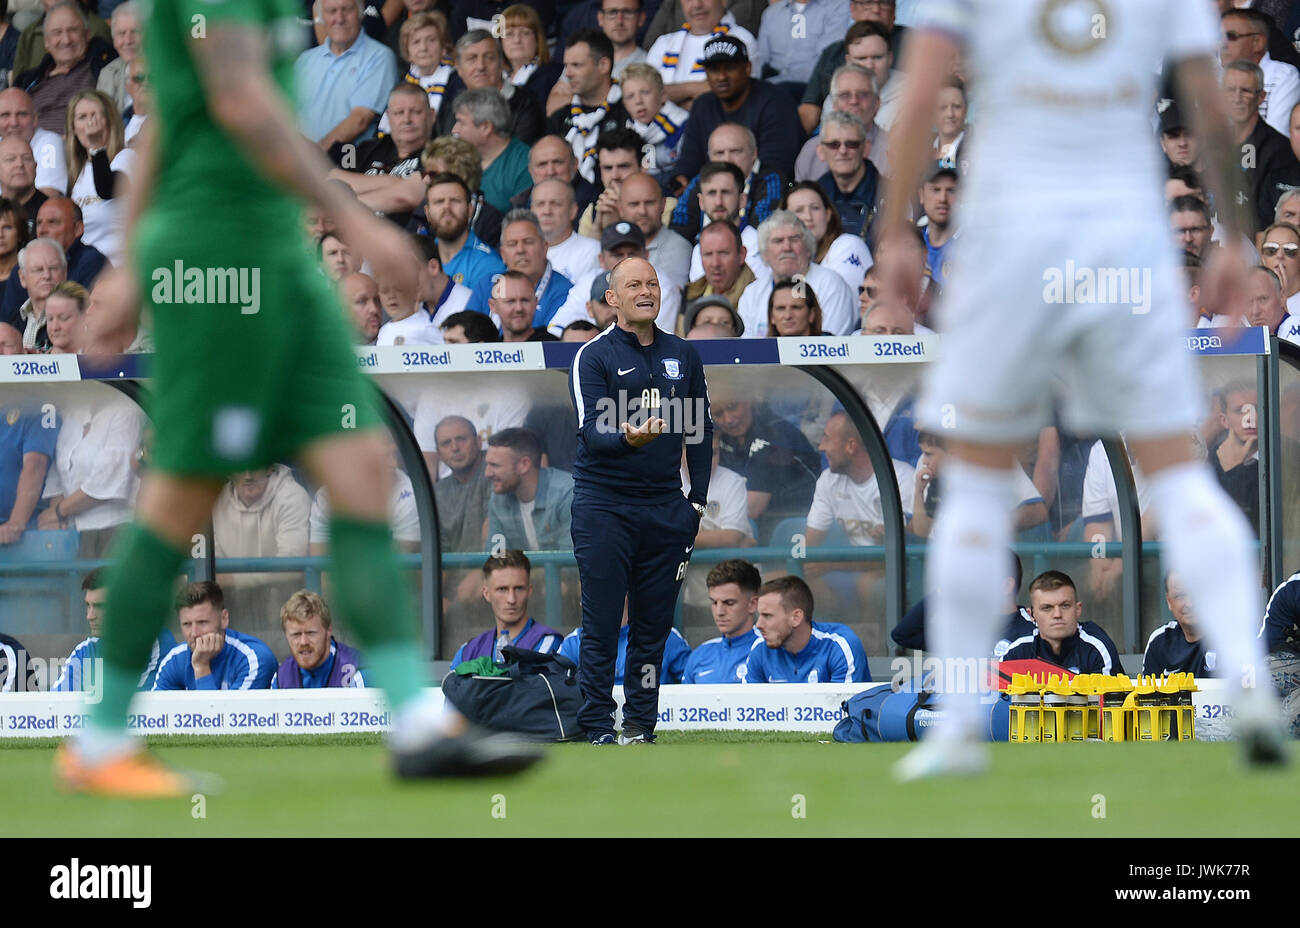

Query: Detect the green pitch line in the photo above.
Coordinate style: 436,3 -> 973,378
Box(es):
6,735 -> 1294,837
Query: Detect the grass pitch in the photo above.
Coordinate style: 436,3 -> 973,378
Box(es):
4,732 -> 1295,837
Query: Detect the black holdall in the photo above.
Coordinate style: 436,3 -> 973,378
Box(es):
441,646 -> 584,742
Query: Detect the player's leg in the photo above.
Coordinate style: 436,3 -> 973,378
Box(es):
298,427 -> 540,776
1129,433 -> 1285,763
895,439 -> 1021,781
622,495 -> 697,740
572,493 -> 636,740
57,472 -> 224,796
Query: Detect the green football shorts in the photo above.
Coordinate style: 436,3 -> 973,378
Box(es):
134,215 -> 383,477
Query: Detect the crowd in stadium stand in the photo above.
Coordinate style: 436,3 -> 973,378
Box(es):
9,0 -> 1300,705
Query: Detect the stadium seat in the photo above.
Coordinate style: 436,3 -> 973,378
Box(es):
0,529 -> 82,635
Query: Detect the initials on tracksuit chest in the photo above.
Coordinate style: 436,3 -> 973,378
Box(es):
613,349 -> 682,406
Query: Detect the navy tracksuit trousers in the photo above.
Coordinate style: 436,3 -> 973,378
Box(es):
572,487 -> 699,736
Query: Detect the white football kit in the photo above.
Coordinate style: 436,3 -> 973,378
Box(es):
915,0 -> 1218,443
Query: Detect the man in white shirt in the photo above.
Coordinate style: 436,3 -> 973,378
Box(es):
805,410 -> 914,549
0,88 -> 66,194
547,220 -> 682,334
309,441 -> 421,553
680,433 -> 754,610
533,178 -> 601,284
377,235 -> 471,345
737,210 -> 856,336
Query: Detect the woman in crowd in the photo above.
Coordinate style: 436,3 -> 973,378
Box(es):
501,5 -> 562,110
934,76 -> 968,166
0,198 -> 31,307
766,278 -> 824,338
65,89 -> 133,266
378,11 -> 454,135
780,181 -> 873,293
44,280 -> 87,354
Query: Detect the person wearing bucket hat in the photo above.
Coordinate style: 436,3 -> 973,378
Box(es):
547,220 -> 683,334
683,294 -> 743,336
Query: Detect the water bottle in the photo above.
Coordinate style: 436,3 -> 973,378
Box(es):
493,631 -> 509,663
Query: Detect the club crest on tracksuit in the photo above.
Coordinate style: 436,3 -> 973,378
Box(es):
662,359 -> 683,379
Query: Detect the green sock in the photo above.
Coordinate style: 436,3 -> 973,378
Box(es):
91,523 -> 186,731
329,515 -> 427,710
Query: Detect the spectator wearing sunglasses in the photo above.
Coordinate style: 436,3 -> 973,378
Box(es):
815,110 -> 878,240
1260,222 -> 1300,317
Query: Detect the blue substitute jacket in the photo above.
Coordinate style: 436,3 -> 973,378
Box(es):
558,624 -> 693,684
53,631 -> 177,692
568,323 -> 713,505
682,628 -> 763,683
745,625 -> 857,683
153,629 -> 277,691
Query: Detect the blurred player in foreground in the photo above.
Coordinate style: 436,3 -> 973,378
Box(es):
55,0 -> 540,796
879,0 -> 1286,779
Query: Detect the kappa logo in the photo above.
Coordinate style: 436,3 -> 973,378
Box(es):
748,438 -> 769,456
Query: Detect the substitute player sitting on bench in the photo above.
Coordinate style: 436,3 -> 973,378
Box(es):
1001,570 -> 1124,676
745,575 -> 858,683
450,551 -> 563,668
272,590 -> 366,688
1142,571 -> 1217,677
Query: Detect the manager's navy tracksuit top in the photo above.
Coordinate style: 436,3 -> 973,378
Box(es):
568,322 -> 713,505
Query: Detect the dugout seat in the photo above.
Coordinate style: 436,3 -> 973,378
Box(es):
0,529 -> 81,635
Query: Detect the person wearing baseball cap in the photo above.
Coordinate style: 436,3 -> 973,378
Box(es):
669,30 -> 804,191
919,160 -> 959,289
1158,100 -> 1201,170
644,0 -> 761,109
546,220 -> 684,334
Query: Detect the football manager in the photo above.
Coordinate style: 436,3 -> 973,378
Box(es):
568,256 -> 713,745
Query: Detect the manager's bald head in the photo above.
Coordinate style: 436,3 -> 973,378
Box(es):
606,256 -> 661,332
